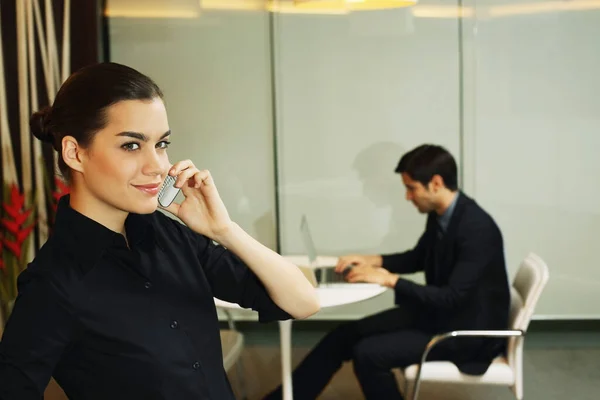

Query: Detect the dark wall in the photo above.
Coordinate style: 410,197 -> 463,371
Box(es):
0,0 -> 100,199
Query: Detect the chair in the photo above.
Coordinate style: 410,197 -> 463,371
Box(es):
219,308 -> 247,400
402,252 -> 550,400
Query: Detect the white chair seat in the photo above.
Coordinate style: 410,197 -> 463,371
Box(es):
404,356 -> 514,385
220,330 -> 244,371
402,253 -> 549,400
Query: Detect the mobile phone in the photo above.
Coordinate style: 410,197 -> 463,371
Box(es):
158,175 -> 179,207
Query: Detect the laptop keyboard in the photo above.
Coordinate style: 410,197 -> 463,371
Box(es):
315,267 -> 347,284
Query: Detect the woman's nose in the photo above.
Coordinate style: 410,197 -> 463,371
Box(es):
143,151 -> 166,176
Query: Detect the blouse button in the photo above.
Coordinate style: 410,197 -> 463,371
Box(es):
170,320 -> 179,329
192,361 -> 201,370
144,281 -> 152,289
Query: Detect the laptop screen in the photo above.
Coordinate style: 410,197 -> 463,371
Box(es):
300,214 -> 318,266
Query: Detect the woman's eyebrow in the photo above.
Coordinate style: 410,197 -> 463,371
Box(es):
116,130 -> 171,141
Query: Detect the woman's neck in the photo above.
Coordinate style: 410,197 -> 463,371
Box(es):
68,188 -> 128,235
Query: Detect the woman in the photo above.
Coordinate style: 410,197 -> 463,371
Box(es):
0,62 -> 319,399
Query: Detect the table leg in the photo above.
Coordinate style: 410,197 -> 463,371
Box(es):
278,319 -> 293,400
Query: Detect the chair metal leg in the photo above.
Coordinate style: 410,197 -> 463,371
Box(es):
223,309 -> 247,399
235,356 -> 247,400
411,365 -> 423,400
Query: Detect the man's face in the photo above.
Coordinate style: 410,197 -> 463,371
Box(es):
401,173 -> 436,214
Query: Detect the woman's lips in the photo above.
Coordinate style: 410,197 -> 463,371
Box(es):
134,183 -> 160,196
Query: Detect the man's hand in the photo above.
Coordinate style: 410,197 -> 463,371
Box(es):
335,254 -> 383,273
345,264 -> 400,288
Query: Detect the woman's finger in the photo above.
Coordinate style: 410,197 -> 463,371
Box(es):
175,167 -> 199,188
169,159 -> 194,176
192,169 -> 212,188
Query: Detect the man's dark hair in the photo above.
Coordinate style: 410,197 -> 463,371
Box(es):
395,144 -> 458,191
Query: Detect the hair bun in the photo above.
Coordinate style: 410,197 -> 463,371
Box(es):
30,106 -> 54,145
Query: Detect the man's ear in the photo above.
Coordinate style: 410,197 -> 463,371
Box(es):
62,136 -> 86,174
430,174 -> 445,192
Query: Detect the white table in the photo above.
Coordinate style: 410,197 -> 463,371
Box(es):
214,255 -> 388,400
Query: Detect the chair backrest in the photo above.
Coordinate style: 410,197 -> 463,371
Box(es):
506,252 -> 550,368
509,252 -> 550,331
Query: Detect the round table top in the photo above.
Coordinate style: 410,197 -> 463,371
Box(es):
314,283 -> 387,308
214,255 -> 388,310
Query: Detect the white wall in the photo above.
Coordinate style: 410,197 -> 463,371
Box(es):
272,7 -> 461,318
461,0 -> 600,318
109,10 -> 279,250
106,0 -> 600,320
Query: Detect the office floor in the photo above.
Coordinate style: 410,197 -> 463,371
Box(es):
226,322 -> 600,400
43,322 -> 600,400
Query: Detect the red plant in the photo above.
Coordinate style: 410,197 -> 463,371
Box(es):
1,185 -> 36,261
0,234 -> 4,270
51,176 -> 70,213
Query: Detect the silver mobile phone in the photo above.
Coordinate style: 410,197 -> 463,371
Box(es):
158,175 -> 179,207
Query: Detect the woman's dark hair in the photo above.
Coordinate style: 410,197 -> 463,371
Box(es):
30,62 -> 163,182
395,144 -> 458,191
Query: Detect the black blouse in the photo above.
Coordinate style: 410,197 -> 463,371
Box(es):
0,195 -> 290,399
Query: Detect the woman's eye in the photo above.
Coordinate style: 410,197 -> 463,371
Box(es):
157,140 -> 171,149
122,142 -> 140,151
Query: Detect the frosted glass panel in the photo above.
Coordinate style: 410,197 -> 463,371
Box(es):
104,1 -> 600,320
107,6 -> 278,249
464,0 -> 600,318
273,8 -> 462,318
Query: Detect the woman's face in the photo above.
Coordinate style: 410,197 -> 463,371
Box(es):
78,97 -> 172,214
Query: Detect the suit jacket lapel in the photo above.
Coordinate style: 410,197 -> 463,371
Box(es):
423,214 -> 438,284
434,192 -> 468,281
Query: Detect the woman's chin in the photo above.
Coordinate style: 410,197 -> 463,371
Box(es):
128,199 -> 159,215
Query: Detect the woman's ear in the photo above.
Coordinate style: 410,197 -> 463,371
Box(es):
62,136 -> 85,174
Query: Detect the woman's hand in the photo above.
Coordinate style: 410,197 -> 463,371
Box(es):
161,162 -> 319,319
161,160 -> 232,240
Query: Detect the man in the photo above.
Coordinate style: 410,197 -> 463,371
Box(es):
264,144 -> 510,400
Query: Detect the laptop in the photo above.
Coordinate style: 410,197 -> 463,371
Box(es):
300,215 -> 351,285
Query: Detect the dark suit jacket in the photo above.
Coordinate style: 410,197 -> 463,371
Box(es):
381,192 -> 510,375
